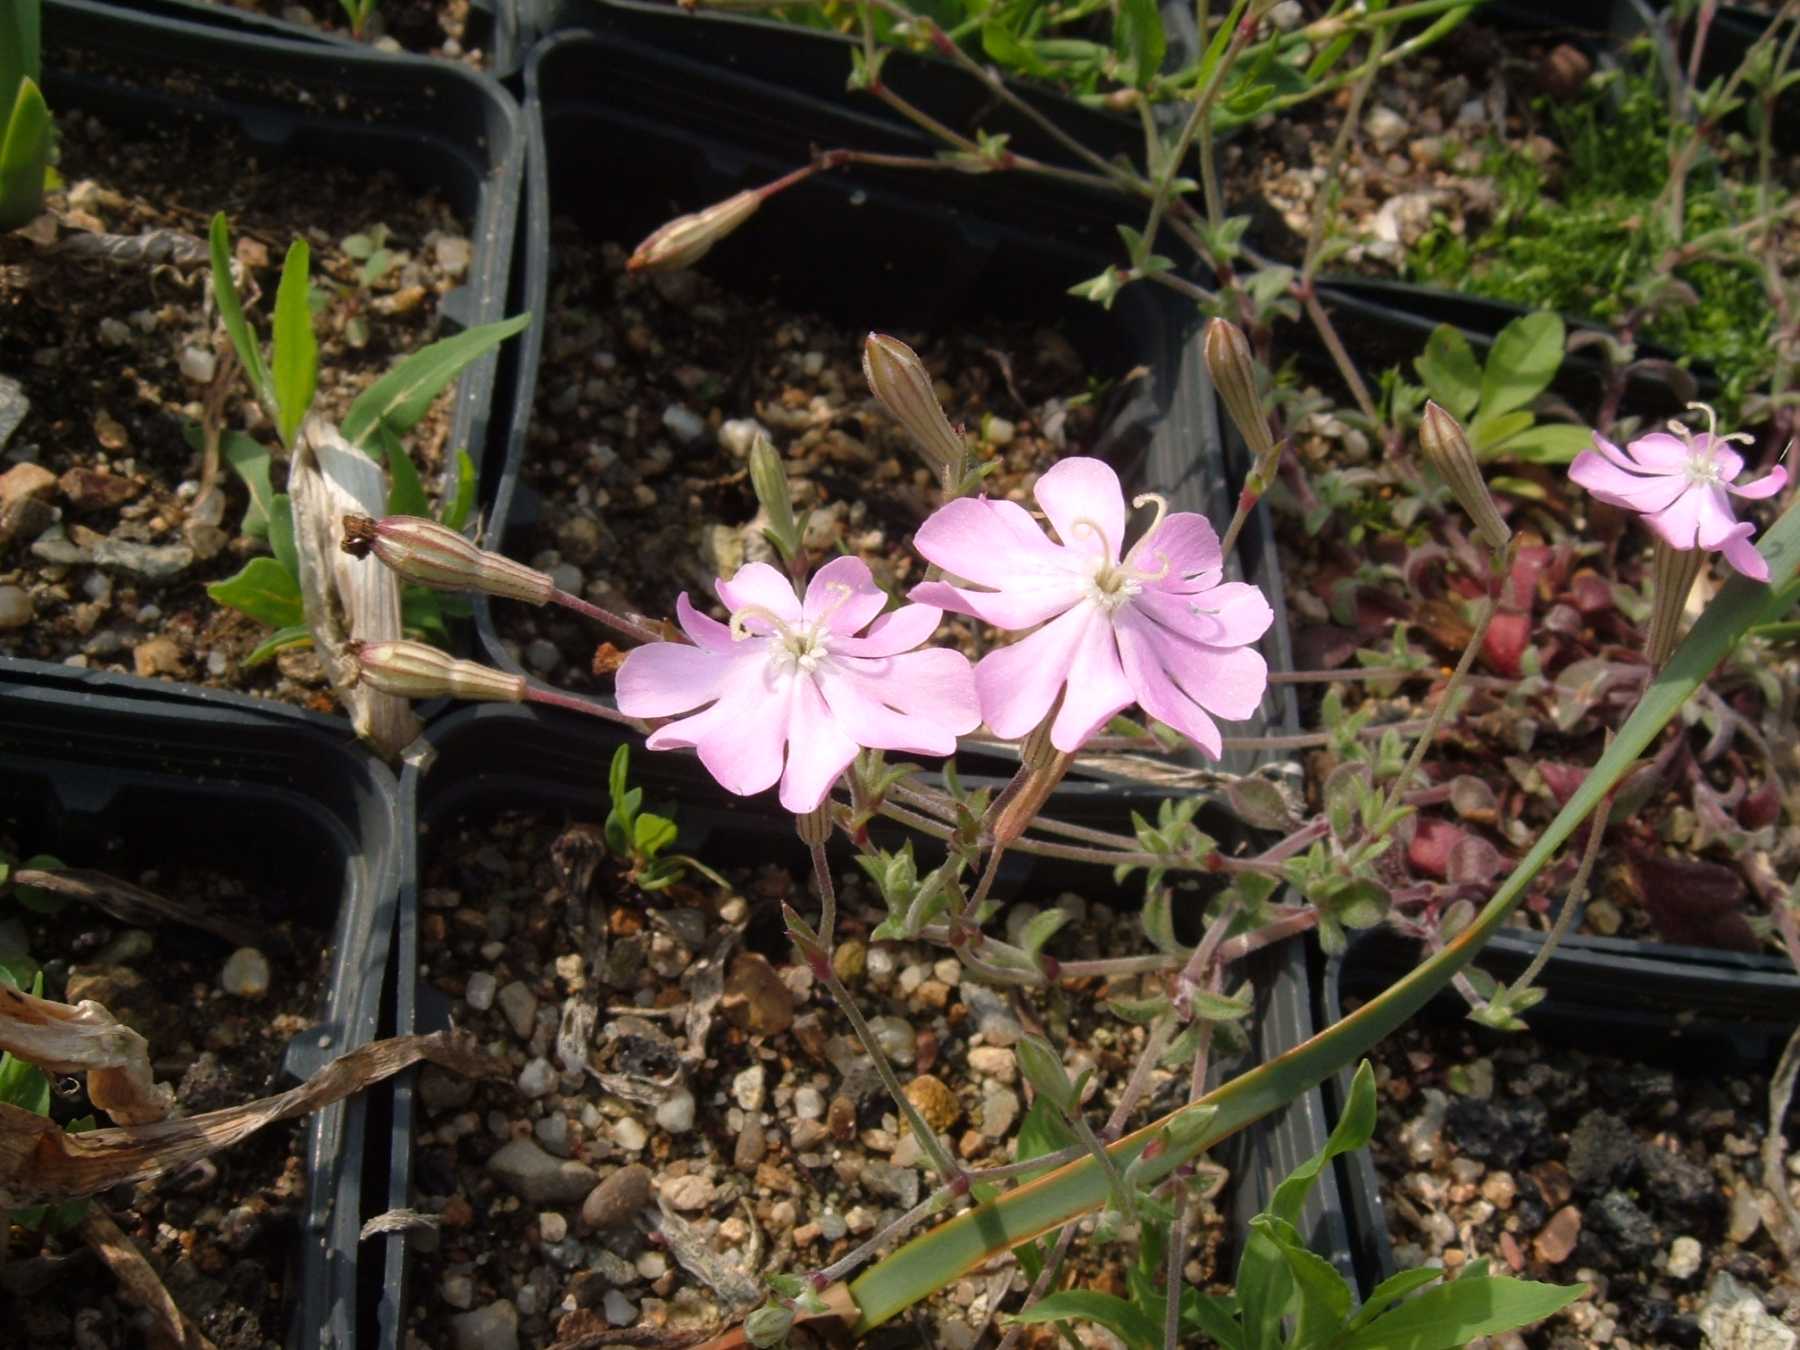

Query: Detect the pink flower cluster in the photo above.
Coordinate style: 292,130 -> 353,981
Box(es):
1571,414 -> 1787,582
615,458 -> 1273,810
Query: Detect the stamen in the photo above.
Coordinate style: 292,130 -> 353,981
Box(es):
1123,493 -> 1173,581
729,603 -> 789,642
1676,401 -> 1754,449
811,579 -> 858,626
1067,515 -> 1115,559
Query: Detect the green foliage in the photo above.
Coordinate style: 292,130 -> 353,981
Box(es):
338,0 -> 379,37
1012,1064 -> 1581,1350
203,214 -> 523,656
0,0 -> 51,232
1405,64 -> 1775,419
1395,314 -> 1593,464
602,744 -> 725,893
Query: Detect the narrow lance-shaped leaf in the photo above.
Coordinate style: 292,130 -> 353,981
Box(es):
0,76 -> 52,232
271,238 -> 317,447
843,500 -> 1800,1333
342,313 -> 531,449
208,213 -> 272,410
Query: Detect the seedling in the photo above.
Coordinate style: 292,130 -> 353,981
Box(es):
339,0 -> 379,40
201,211 -> 528,666
0,0 -> 53,231
603,745 -> 730,893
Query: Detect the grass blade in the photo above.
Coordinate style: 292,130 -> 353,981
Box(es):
341,314 -> 529,449
208,214 -> 272,411
271,238 -> 317,447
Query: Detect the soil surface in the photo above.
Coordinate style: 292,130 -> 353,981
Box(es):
0,100 -> 472,710
403,807 -> 1232,1348
1361,1009 -> 1800,1349
0,856 -> 330,1349
216,0 -> 488,64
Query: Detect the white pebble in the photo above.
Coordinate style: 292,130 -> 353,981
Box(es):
655,1086 -> 696,1134
179,347 -> 217,383
538,1212 -> 568,1243
661,405 -> 708,446
603,1290 -> 637,1326
464,971 -> 497,1011
794,1087 -> 824,1120
732,1065 -> 767,1112
613,1116 -> 648,1151
517,1058 -> 556,1099
220,948 -> 270,998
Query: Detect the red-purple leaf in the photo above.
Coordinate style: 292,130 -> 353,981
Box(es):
1628,849 -> 1759,951
1408,816 -> 1467,879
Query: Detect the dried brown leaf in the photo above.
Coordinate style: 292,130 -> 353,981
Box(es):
0,981 -> 173,1124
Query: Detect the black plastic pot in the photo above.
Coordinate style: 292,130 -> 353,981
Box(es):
376,704 -> 1345,1346
0,660 -> 405,1350
1316,926 -> 1800,1297
74,0 -> 524,76
2,0 -> 525,705
474,26 -> 1298,781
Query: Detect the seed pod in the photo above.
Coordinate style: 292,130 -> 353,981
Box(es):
349,640 -> 526,703
1419,401 -> 1512,553
1203,319 -> 1276,464
862,333 -> 968,490
627,189 -> 761,272
342,514 -> 554,605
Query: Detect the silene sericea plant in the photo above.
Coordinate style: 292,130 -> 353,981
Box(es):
344,317 -> 1799,1350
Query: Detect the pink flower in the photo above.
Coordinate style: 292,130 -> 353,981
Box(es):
1570,413 -> 1787,582
615,556 -> 979,812
909,458 -> 1272,756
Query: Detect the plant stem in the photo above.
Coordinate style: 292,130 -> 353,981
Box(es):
548,587 -> 669,646
1502,789 -> 1609,1001
520,684 -> 649,729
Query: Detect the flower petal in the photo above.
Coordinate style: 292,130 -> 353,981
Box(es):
1134,581 -> 1273,648
1701,438 -> 1744,482
675,592 -> 735,653
778,678 -> 860,812
1619,432 -> 1690,471
615,638 -> 730,717
1570,450 -> 1687,513
1049,615 -> 1134,752
1136,511 -> 1223,589
1115,616 -> 1225,758
833,603 -> 944,657
1718,522 -> 1770,581
647,669 -> 790,799
715,562 -> 803,630
1642,486 -> 1706,550
1035,457 -> 1125,561
1118,605 -> 1270,722
1728,464 -> 1788,500
819,647 -> 977,753
805,555 -> 887,636
913,496 -> 1076,589
1695,486 -> 1747,551
909,575 -> 1084,630
971,604 -> 1093,740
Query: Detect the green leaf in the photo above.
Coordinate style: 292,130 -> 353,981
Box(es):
11,853 -> 66,914
1018,908 -> 1069,956
342,313 -> 530,447
271,238 -> 317,446
1183,1290 -> 1244,1349
206,556 -> 303,630
1467,408 -> 1535,458
209,214 -> 272,410
1256,1214 -> 1353,1348
1186,987 -> 1254,1022
1235,1221 -> 1293,1350
1008,1290 -> 1161,1350
981,21 -> 1048,76
1014,1095 -> 1076,1179
1493,421 -> 1596,464
0,0 -> 40,114
1345,1268 -> 1450,1334
1414,325 -> 1482,419
633,813 -> 678,860
243,623 -> 312,668
208,426 -> 277,537
1271,1060 -> 1374,1227
0,76 -> 52,233
267,493 -> 298,578
1114,0 -> 1166,90
1341,1275 -> 1583,1349
376,423 -> 430,519
1479,311 -> 1564,419
443,449 -> 478,529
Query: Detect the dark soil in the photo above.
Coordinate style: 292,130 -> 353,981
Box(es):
0,99 -> 470,709
1362,1012 -> 1800,1349
216,0 -> 487,64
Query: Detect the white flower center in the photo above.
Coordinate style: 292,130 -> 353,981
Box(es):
1684,452 -> 1723,486
1085,556 -> 1144,612
730,580 -> 858,678
1070,492 -> 1173,615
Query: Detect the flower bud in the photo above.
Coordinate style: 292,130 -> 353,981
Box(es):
342,514 -> 554,605
1419,401 -> 1511,553
793,801 -> 833,847
1015,1033 -> 1077,1113
744,1304 -> 796,1349
350,640 -> 526,703
1203,319 -> 1276,464
750,432 -> 805,562
862,333 -> 968,490
627,189 -> 761,272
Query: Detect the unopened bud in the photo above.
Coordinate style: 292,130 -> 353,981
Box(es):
743,1304 -> 796,1348
862,333 -> 968,490
1203,319 -> 1276,464
1419,401 -> 1511,553
349,640 -> 526,703
750,433 -> 805,562
627,189 -> 761,272
1015,1034 -> 1077,1113
342,514 -> 554,605
794,801 -> 833,847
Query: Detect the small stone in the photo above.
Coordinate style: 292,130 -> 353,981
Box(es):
655,1085 -> 696,1134
435,235 -> 473,275
1399,1089 -> 1450,1165
60,467 -> 138,512
91,536 -> 192,581
661,405 -> 708,446
179,347 -> 217,383
613,1116 -> 649,1152
1365,104 -> 1409,153
661,1174 -> 715,1212
0,462 -> 56,511
818,1212 -> 848,1241
603,1289 -> 639,1327
832,939 -> 866,983
1667,1235 -> 1703,1280
982,416 -> 1015,446
0,585 -> 32,630
732,1065 -> 767,1112
220,948 -> 270,998
441,1272 -> 475,1309
717,418 -> 767,459
448,1300 -> 518,1350
1699,1271 -> 1796,1350
465,972 -> 497,1011
845,1205 -> 876,1235
539,1211 -> 568,1243
419,1065 -> 475,1114
525,639 -> 561,674
967,1047 -> 1016,1083
1728,1183 -> 1762,1243
1479,1171 -> 1516,1209
1532,1204 -> 1581,1265
864,946 -> 897,988
978,1088 -> 1019,1139
734,1116 -> 766,1170
962,985 -> 1021,1046
517,1058 -> 556,1099
535,1114 -> 571,1157
132,635 -> 186,678
870,1016 -> 916,1067
722,952 -> 794,1036
827,1095 -> 857,1143
487,1139 -> 598,1206
496,981 -> 539,1039
582,1165 -> 653,1230
903,1075 -> 960,1134
861,1160 -> 919,1208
